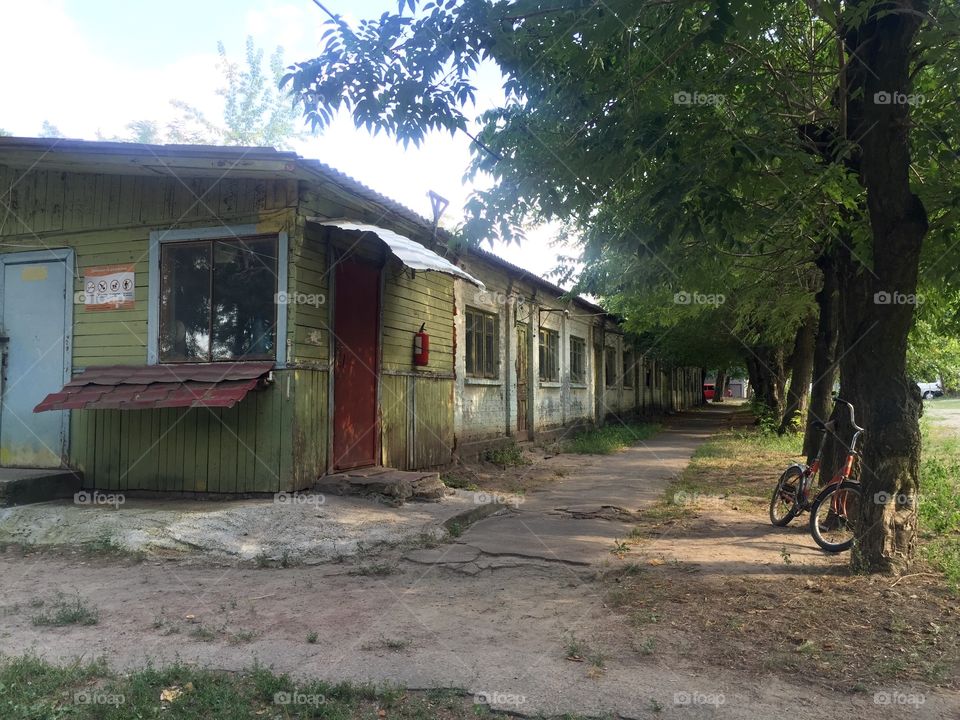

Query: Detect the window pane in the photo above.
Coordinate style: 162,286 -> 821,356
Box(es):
211,238 -> 278,360
160,242 -> 211,362
484,315 -> 496,378
466,312 -> 476,375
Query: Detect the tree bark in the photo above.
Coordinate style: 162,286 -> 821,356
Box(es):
803,252 -> 840,463
841,1 -> 928,573
745,346 -> 788,421
779,313 -> 816,434
713,367 -> 726,403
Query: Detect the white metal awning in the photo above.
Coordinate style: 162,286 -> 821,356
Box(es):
308,219 -> 484,288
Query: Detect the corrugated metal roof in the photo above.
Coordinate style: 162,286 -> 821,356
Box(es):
0,137 -> 610,318
308,219 -> 484,287
33,362 -> 274,412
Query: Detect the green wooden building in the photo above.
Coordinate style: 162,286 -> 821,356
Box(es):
0,138 -> 702,494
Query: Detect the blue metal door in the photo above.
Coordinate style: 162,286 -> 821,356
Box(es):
0,253 -> 71,467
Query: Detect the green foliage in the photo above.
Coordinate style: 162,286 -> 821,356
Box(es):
563,422 -> 660,455
919,422 -> 960,589
106,37 -> 303,148
482,442 -> 529,466
908,288 -> 960,391
38,120 -> 63,138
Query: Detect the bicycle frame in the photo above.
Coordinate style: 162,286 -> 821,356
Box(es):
779,398 -> 863,513
828,399 -> 865,515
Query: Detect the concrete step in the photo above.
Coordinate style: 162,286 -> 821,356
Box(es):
0,467 -> 83,507
313,467 -> 449,504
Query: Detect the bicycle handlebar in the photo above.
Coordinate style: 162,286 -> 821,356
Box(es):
832,396 -> 865,434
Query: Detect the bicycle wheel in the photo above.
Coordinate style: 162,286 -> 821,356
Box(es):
809,480 -> 862,552
769,466 -> 803,526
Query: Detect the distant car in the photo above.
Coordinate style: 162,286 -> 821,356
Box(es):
703,383 -> 715,400
918,380 -> 944,400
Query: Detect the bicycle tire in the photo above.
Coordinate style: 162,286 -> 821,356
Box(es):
769,465 -> 804,527
809,480 -> 862,552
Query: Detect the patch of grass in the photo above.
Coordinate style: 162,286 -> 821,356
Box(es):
0,655 -> 511,720
637,637 -> 656,656
30,592 -> 99,627
441,473 -> 479,491
80,531 -> 145,561
563,633 -> 585,661
228,629 -> 257,645
563,422 -> 661,455
610,538 -> 630,557
349,563 -> 396,576
919,420 -> 960,589
482,443 -> 530,467
189,624 -> 219,642
360,635 -> 411,652
306,631 -> 319,644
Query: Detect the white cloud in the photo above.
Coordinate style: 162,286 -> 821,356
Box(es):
0,0 -> 575,283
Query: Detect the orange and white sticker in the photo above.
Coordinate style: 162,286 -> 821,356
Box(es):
81,264 -> 135,311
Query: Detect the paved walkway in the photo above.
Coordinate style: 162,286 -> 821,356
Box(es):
406,410 -> 719,571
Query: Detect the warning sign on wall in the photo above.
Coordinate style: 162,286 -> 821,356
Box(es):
81,264 -> 136,311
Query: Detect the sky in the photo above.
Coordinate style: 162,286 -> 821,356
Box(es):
0,0 -> 574,284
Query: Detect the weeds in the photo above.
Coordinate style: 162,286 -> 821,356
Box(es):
482,443 -> 530,467
30,592 -> 99,627
349,563 -> 396,577
563,423 -> 661,455
0,655 -> 516,719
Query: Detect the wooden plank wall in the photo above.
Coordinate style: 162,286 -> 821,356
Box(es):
0,166 -> 300,492
290,368 -> 328,489
380,373 -> 454,470
0,167 -> 298,368
296,191 -> 458,474
69,379 -> 294,493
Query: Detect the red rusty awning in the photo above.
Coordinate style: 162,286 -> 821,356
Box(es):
34,362 -> 274,412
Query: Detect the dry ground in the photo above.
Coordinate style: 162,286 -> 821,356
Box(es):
2,408 -> 959,718
604,408 -> 960,696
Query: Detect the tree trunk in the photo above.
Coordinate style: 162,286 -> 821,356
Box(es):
745,346 -> 788,421
803,252 -> 840,463
779,313 -> 816,434
841,2 -> 928,573
713,367 -> 726,403
699,367 -> 709,404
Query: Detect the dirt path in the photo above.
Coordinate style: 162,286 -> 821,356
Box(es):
2,408 -> 957,719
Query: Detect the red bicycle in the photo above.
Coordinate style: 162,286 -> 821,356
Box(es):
769,398 -> 864,552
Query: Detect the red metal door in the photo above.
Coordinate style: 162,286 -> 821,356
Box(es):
333,258 -> 380,470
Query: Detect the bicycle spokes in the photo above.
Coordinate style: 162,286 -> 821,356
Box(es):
814,486 -> 861,548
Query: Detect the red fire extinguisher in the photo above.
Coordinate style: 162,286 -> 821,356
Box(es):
413,323 -> 430,366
